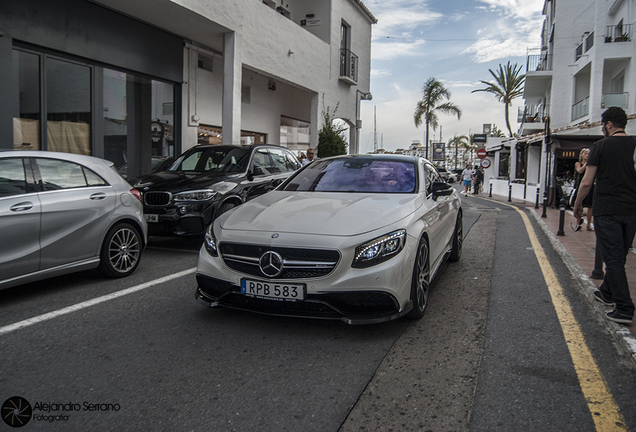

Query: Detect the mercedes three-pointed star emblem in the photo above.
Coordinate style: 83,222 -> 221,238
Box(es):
259,251 -> 284,277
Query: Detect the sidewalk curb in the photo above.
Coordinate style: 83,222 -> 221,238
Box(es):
527,207 -> 636,368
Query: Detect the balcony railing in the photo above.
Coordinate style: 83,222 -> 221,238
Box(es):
605,23 -> 633,42
339,49 -> 358,84
602,92 -> 629,109
575,43 -> 583,61
518,104 -> 550,123
526,54 -> 553,72
572,97 -> 589,120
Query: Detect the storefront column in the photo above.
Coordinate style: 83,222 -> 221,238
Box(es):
222,32 -> 241,145
0,36 -> 13,150
126,78 -> 152,180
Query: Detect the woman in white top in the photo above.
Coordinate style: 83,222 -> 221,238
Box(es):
461,164 -> 473,195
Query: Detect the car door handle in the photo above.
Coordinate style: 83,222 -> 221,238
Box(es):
90,193 -> 107,200
10,202 -> 34,212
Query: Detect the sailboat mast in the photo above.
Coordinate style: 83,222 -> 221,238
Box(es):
373,106 -> 378,153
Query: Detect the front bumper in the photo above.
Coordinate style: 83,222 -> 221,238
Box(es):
195,274 -> 410,325
144,204 -> 213,236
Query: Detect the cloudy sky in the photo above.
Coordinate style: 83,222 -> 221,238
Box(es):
357,0 -> 545,154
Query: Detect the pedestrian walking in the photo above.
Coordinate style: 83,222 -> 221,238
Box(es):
574,148 -> 594,230
461,164 -> 473,195
573,106 -> 636,325
473,166 -> 483,194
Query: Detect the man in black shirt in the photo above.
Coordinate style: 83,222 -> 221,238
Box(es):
574,106 -> 636,325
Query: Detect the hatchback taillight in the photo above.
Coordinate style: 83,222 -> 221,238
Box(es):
131,188 -> 143,203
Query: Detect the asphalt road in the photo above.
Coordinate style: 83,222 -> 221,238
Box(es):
1,189 -> 635,431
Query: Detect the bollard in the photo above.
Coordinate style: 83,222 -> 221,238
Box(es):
541,198 -> 547,218
535,187 -> 540,209
590,236 -> 604,279
489,183 -> 492,197
556,198 -> 566,236
508,184 -> 512,202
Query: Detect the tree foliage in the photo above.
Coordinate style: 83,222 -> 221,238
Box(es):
472,62 -> 525,137
413,78 -> 462,159
317,104 -> 348,158
447,134 -> 469,169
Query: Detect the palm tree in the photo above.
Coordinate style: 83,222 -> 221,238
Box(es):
472,61 -> 525,137
491,125 -> 506,137
447,134 -> 469,169
414,78 -> 462,159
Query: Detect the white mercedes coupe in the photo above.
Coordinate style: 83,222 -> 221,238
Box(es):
195,155 -> 462,324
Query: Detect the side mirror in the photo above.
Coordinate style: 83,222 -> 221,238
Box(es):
247,165 -> 264,181
431,181 -> 454,200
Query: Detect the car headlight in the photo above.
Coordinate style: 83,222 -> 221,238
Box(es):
352,229 -> 406,268
173,189 -> 217,201
204,224 -> 218,257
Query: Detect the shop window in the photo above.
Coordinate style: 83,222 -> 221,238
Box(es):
103,68 -> 175,176
46,58 -> 92,155
280,116 -> 310,152
499,153 -> 510,179
12,50 -> 41,150
12,50 -> 92,154
515,147 -> 526,179
241,130 -> 266,145
197,125 -> 266,146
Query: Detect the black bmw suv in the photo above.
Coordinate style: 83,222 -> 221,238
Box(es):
132,144 -> 302,237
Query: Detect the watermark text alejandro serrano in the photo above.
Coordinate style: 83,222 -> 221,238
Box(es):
32,401 -> 120,423
34,401 -> 121,413
2,397 -> 121,427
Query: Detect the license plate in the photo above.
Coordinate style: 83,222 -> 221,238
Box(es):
241,279 -> 305,301
145,214 -> 158,223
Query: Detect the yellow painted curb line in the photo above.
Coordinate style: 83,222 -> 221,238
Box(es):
483,198 -> 626,431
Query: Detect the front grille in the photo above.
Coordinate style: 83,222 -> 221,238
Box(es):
219,243 -> 340,279
144,191 -> 171,206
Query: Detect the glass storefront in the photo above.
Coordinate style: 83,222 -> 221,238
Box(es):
46,58 -> 91,155
12,50 -> 41,151
280,116 -> 310,152
197,125 -> 266,146
12,48 -> 176,178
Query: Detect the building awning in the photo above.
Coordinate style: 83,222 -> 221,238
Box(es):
550,134 -> 603,150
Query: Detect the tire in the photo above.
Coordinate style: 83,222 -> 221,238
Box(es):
218,201 -> 237,216
406,237 -> 430,319
98,223 -> 142,278
449,212 -> 463,262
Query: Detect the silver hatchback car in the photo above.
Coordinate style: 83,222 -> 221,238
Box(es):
0,151 -> 148,290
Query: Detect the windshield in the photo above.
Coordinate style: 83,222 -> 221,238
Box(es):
282,158 -> 417,193
168,147 -> 250,173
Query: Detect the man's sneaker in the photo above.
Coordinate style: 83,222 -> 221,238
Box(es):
593,290 -> 614,306
606,310 -> 633,325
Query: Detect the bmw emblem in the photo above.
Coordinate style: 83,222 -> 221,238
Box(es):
272,233 -> 279,239
259,251 -> 284,277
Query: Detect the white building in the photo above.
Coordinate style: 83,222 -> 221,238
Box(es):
2,0 -> 376,179
491,0 -> 636,204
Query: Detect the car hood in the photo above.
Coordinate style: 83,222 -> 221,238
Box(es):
132,171 -> 241,193
220,191 -> 423,236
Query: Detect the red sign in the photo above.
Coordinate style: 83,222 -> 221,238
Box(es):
477,149 -> 487,159
481,158 -> 491,169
